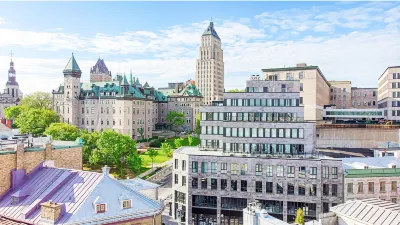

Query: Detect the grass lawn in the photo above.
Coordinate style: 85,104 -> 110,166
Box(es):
164,136 -> 200,149
140,149 -> 171,167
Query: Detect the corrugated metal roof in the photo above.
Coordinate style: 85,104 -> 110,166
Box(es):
331,198 -> 400,224
119,178 -> 160,191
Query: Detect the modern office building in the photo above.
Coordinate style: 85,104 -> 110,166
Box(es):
172,76 -> 344,225
342,157 -> 400,203
378,66 -> 400,121
195,21 -> 224,105
262,63 -> 330,121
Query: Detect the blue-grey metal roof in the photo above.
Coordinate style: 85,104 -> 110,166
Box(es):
341,157 -> 400,170
119,178 -> 160,191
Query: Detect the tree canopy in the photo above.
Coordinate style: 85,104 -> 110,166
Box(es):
227,89 -> 244,93
295,208 -> 305,225
195,113 -> 201,135
4,106 -> 23,120
166,111 -> 185,130
19,91 -> 52,110
80,130 -> 101,163
15,109 -> 59,136
44,123 -> 79,141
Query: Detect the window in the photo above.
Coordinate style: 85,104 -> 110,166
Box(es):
288,183 -> 294,195
368,182 -> 374,193
256,164 -> 262,175
231,163 -> 238,174
323,184 -> 329,196
192,178 -> 198,188
392,181 -> 397,192
182,160 -> 186,171
299,72 -> 304,79
298,184 -> 306,195
310,167 -> 317,179
192,161 -> 198,173
174,159 -> 178,169
266,165 -> 273,177
221,163 -> 227,172
221,179 -> 227,190
332,184 -> 338,196
256,181 -> 262,193
174,174 -> 178,184
299,167 -> 306,178
332,167 -> 338,179
96,204 -> 106,213
310,184 -> 317,196
122,200 -> 132,209
300,83 -> 303,91
201,178 -> 208,189
277,165 -> 284,177
380,181 -> 386,193
323,166 -> 329,179
211,162 -> 217,173
211,178 -> 217,190
300,97 -> 303,104
201,162 -> 208,173
277,183 -> 283,194
182,176 -> 186,186
241,180 -> 247,192
358,182 -> 364,193
231,180 -> 237,191
287,166 -> 295,178
347,183 -> 353,193
241,164 -> 247,175
266,182 -> 273,193
392,198 -> 397,204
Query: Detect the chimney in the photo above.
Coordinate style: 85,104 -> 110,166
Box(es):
102,165 -> 110,176
44,141 -> 53,160
16,140 -> 25,170
40,201 -> 65,225
296,63 -> 307,67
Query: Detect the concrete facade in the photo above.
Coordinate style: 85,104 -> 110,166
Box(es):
195,22 -> 224,105
172,148 -> 343,224
262,63 -> 330,121
378,66 -> 400,121
0,141 -> 82,195
329,81 -> 352,109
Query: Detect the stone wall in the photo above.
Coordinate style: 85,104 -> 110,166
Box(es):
0,143 -> 83,195
316,127 -> 399,148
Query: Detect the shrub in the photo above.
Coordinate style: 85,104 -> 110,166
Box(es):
149,139 -> 162,147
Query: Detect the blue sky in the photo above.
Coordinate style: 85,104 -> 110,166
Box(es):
0,1 -> 399,94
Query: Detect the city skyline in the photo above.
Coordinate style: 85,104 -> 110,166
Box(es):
0,1 -> 399,94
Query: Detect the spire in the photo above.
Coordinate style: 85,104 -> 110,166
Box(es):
130,70 -> 133,84
122,75 -> 129,86
63,53 -> 82,78
6,53 -> 18,86
202,20 -> 220,40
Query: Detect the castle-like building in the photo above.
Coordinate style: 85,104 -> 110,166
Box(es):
52,54 -> 202,140
0,57 -> 23,118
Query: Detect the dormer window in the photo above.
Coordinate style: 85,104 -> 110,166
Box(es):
122,200 -> 132,209
392,165 -> 397,168
96,204 -> 106,213
364,166 -> 369,169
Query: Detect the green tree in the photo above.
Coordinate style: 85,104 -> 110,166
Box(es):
161,142 -> 172,157
295,208 -> 305,225
137,127 -> 144,140
195,113 -> 201,135
227,89 -> 244,93
146,149 -> 159,170
80,130 -> 101,163
4,106 -> 23,120
166,111 -> 185,131
15,109 -> 59,136
93,130 -> 142,176
20,91 -> 52,110
174,137 -> 184,148
44,123 -> 79,141
187,135 -> 193,146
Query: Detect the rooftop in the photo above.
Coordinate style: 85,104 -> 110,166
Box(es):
346,168 -> 400,178
202,22 -> 220,40
0,164 -> 163,225
331,198 -> 400,224
63,53 -> 81,73
341,156 -> 400,170
119,178 -> 160,191
261,65 -> 329,86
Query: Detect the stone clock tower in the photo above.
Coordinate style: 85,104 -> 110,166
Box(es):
62,53 -> 81,126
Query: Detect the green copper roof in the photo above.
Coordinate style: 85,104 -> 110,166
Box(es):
154,90 -> 168,102
134,77 -> 141,86
122,75 -> 129,85
179,83 -> 202,97
63,53 -> 81,73
143,82 -> 150,88
202,22 -> 220,40
346,168 -> 400,178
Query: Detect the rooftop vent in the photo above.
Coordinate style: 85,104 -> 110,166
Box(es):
250,75 -> 260,80
296,63 -> 307,67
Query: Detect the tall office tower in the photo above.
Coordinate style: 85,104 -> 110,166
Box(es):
195,21 -> 224,105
